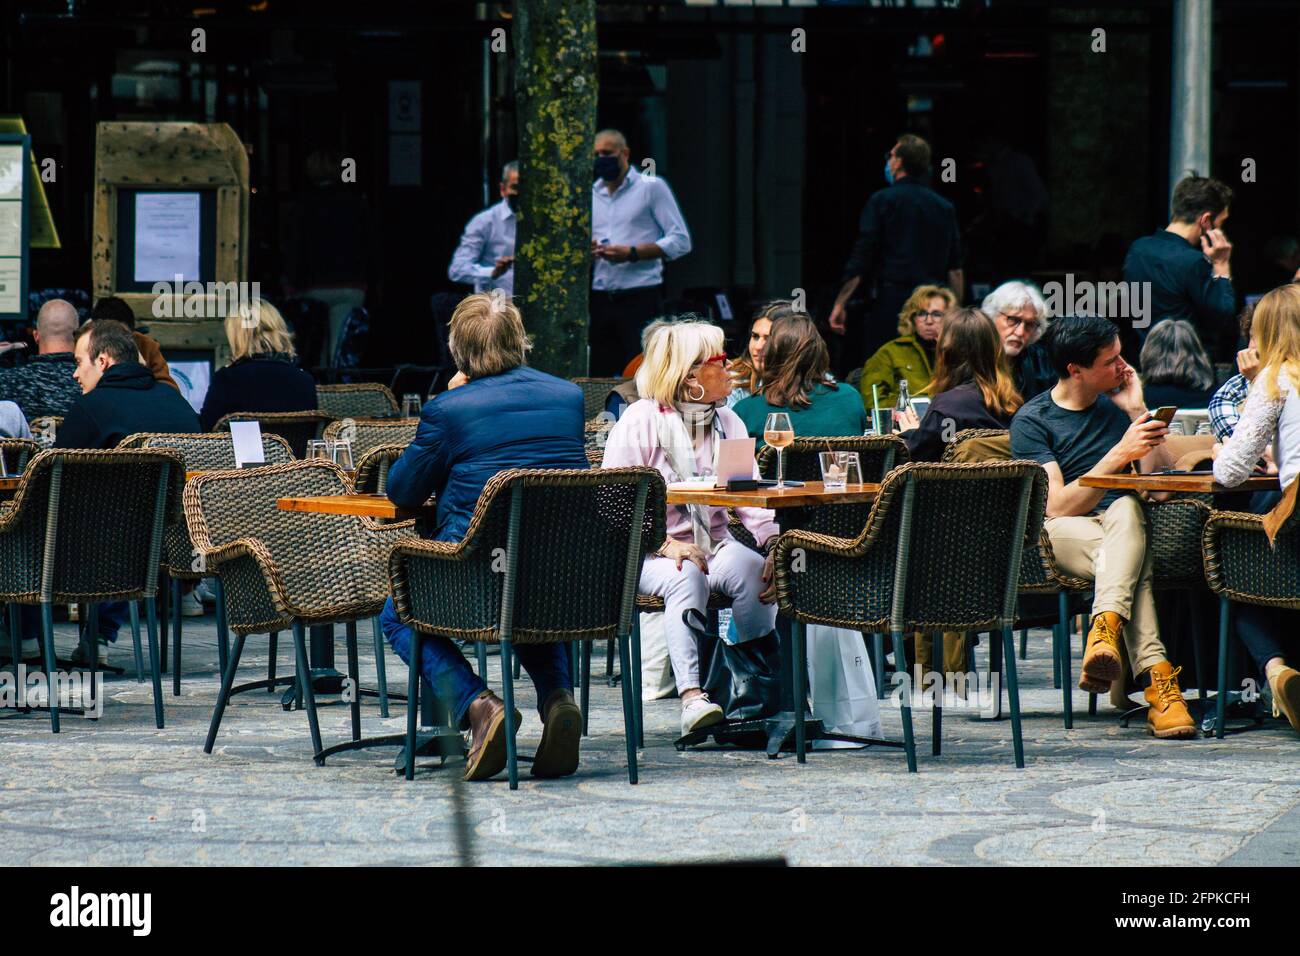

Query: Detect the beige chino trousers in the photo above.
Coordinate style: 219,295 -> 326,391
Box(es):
1042,493 -> 1167,675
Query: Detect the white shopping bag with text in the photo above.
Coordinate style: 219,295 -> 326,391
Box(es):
805,625 -> 882,749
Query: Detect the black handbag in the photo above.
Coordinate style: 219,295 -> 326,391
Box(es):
700,627 -> 782,722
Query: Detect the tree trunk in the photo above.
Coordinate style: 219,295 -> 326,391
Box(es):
513,0 -> 598,378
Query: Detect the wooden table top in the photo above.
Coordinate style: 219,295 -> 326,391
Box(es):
666,480 -> 881,509
1079,472 -> 1279,494
188,469 -> 356,481
0,477 -> 20,492
276,493 -> 432,520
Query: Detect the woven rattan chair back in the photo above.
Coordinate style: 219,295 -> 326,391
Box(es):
390,467 -> 666,644
213,410 -> 334,458
0,449 -> 184,603
184,459 -> 408,633
353,443 -> 407,495
323,418 -> 418,459
0,438 -> 40,476
118,432 -> 296,577
316,383 -> 400,419
758,434 -> 908,539
1203,502 -> 1300,608
570,377 -> 626,421
28,416 -> 62,446
776,461 -> 1045,633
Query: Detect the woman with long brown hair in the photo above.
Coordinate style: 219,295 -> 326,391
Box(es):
727,300 -> 796,407
900,306 -> 1022,461
732,312 -> 867,444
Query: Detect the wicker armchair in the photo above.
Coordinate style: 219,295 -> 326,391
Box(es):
774,461 -> 1047,770
388,466 -> 666,788
213,410 -> 334,458
570,377 -> 626,421
0,449 -> 184,731
316,383 -> 400,419
943,428 -> 1094,727
185,460 -> 417,761
1202,502 -> 1300,738
353,443 -> 408,495
117,431 -> 295,696
28,417 -> 62,446
0,438 -> 40,477
323,418 -> 418,460
584,416 -> 616,467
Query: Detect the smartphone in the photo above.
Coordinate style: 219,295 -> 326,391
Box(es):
1151,406 -> 1178,425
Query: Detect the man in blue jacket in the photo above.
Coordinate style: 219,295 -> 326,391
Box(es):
381,293 -> 590,782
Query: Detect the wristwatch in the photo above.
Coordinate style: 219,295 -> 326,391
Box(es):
627,245 -> 640,262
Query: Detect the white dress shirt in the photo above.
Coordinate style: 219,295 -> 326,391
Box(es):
591,167 -> 692,292
448,198 -> 516,297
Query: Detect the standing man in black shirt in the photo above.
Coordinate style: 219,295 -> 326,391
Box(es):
828,134 -> 964,372
1123,173 -> 1235,355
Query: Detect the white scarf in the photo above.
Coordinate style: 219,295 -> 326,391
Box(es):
655,401 -> 724,554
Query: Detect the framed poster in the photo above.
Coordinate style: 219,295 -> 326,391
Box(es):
0,134 -> 30,320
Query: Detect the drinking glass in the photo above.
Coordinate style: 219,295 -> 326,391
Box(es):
1167,420 -> 1186,436
402,393 -> 422,418
763,412 -> 794,490
840,451 -> 863,486
819,452 -> 846,490
306,439 -> 330,461
331,439 -> 355,471
1195,421 -> 1213,436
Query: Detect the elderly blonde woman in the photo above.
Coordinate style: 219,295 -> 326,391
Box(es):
199,298 -> 318,431
858,284 -> 955,410
382,292 -> 591,782
602,319 -> 780,736
981,279 -> 1055,401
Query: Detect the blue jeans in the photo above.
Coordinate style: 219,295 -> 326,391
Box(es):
95,601 -> 131,644
379,598 -> 571,729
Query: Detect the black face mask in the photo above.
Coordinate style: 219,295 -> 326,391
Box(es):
593,155 -> 621,182
506,193 -> 519,213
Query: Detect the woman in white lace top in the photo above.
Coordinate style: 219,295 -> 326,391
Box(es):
1210,283 -> 1300,736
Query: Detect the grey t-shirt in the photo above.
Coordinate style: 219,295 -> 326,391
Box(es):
1010,389 -> 1132,511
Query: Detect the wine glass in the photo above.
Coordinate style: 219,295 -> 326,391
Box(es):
763,412 -> 795,490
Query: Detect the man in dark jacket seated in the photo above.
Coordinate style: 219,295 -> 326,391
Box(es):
380,292 -> 590,782
54,318 -> 200,661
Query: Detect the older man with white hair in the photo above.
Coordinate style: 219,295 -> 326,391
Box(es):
981,280 -> 1056,401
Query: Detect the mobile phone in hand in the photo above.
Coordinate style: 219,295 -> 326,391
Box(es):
1151,406 -> 1177,425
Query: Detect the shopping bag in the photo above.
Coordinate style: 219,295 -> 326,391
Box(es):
805,625 -> 882,749
637,611 -> 678,701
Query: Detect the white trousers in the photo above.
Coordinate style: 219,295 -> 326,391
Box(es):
638,541 -> 777,694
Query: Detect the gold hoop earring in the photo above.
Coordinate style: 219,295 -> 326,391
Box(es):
686,382 -> 705,402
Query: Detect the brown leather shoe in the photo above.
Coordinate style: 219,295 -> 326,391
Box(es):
1079,611 -> 1123,693
463,691 -> 519,781
531,688 -> 582,778
1143,661 -> 1196,739
1268,666 -> 1300,735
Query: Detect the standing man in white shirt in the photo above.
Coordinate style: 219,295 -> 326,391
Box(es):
590,129 -> 692,376
448,161 -> 520,297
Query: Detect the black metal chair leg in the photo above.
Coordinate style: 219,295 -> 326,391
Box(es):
405,633 -> 421,780
86,604 -> 100,709
1059,592 -> 1072,728
158,576 -> 169,674
1003,627 -> 1025,768
873,632 -> 885,698
580,639 -> 592,736
129,601 -> 144,683
893,630 -> 916,772
145,598 -> 165,729
345,620 -> 361,742
371,617 -> 389,717
932,632 -> 942,756
793,620 -> 807,763
501,639 -> 520,790
292,621 -> 324,761
616,631 -> 638,784
215,580 -> 229,676
475,640 -> 488,681
1216,596 -> 1229,739
171,577 -> 183,696
41,603 -> 59,732
6,603 -> 20,672
630,613 -> 643,749
204,632 -> 247,752
605,637 -> 614,682
267,631 -> 278,693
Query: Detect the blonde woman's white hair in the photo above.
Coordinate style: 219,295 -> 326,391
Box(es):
635,319 -> 725,406
225,297 -> 296,362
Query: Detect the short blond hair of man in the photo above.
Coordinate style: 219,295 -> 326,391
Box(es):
448,292 -> 532,380
635,319 -> 725,407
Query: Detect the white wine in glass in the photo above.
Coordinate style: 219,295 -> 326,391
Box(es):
763,412 -> 795,489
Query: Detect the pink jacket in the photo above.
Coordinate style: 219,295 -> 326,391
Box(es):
602,399 -> 780,548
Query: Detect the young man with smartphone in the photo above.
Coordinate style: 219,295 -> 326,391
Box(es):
1010,315 -> 1196,738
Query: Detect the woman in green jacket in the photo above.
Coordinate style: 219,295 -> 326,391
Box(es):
858,284 -> 955,410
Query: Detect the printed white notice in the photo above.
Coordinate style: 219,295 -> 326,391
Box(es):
229,421 -> 265,469
134,192 -> 201,283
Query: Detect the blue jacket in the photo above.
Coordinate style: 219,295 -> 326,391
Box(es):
387,365 -> 589,542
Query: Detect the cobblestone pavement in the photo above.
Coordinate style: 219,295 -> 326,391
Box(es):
0,615 -> 1296,866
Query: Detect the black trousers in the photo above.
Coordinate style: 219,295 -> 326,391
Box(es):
589,285 -> 664,378
1233,490 -> 1300,678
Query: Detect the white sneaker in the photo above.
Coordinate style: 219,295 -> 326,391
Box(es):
180,589 -> 205,617
194,580 -> 218,605
680,693 -> 724,735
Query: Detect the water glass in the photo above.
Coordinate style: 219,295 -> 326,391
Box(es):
1195,421 -> 1213,436
1167,420 -> 1186,436
870,409 -> 893,435
402,393 -> 422,418
306,439 -> 330,461
819,451 -> 862,490
331,439 -> 354,471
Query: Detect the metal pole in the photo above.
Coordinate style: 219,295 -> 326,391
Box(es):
1169,0 -> 1213,198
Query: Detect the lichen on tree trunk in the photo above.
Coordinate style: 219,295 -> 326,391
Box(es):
513,0 -> 598,378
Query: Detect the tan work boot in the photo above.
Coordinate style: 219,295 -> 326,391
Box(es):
462,691 -> 521,781
1079,611 -> 1123,693
1143,662 -> 1196,739
1268,666 -> 1300,735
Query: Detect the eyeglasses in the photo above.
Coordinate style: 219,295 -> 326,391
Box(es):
916,310 -> 945,321
695,354 -> 727,368
999,313 -> 1041,333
